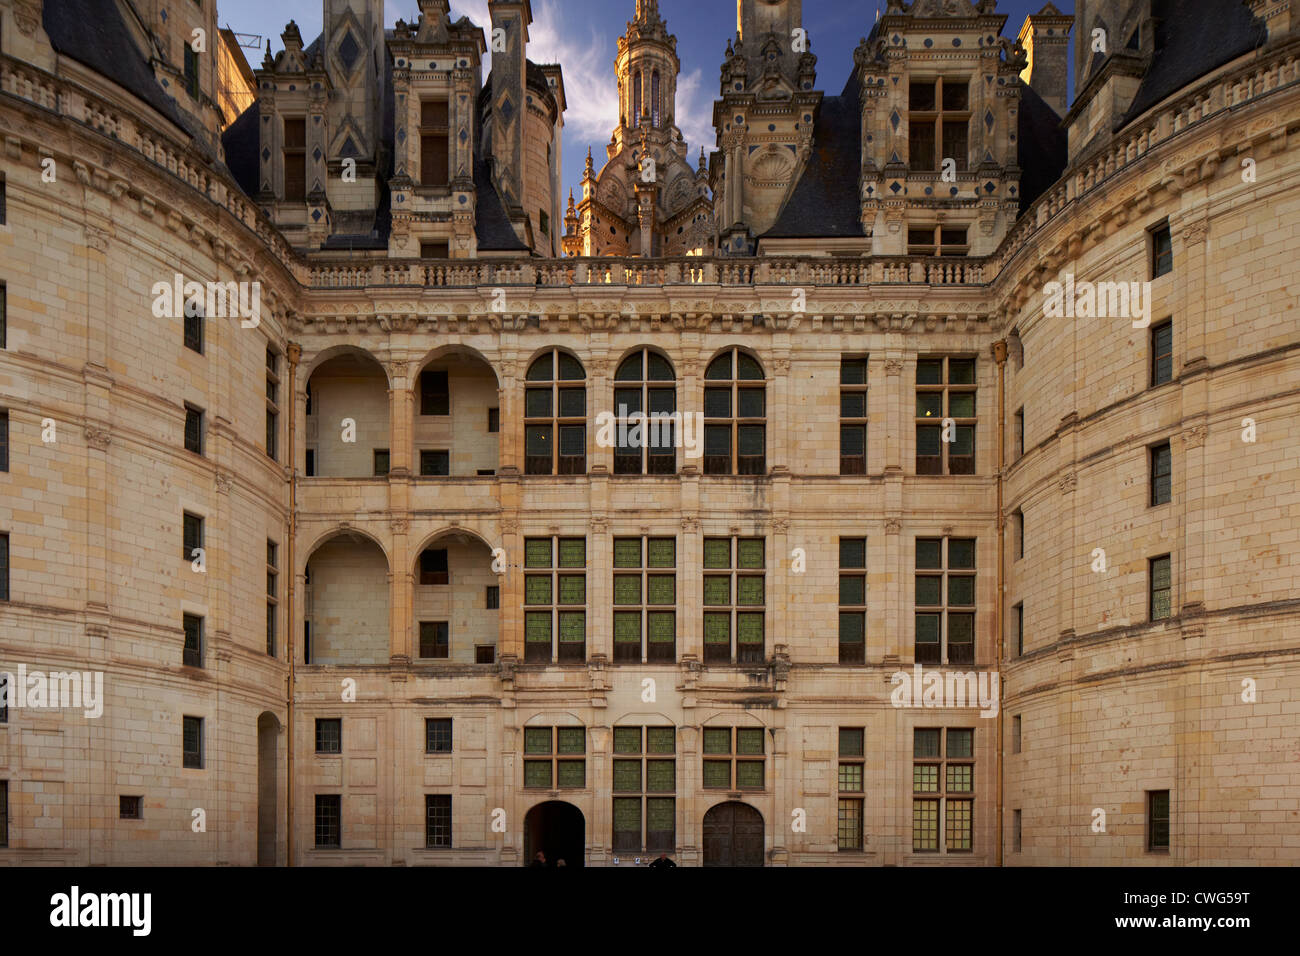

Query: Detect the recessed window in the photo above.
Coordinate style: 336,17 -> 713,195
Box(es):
912,727 -> 974,853
1149,555 -> 1172,621
0,409 -> 8,471
613,349 -> 677,475
419,548 -> 449,586
305,449 -> 316,476
1150,319 -> 1173,386
0,180 -> 6,226
426,795 -> 452,848
0,781 -> 6,846
1146,790 -> 1170,850
0,532 -> 8,603
907,224 -> 969,256
420,369 -> 450,416
184,305 -> 204,354
0,285 -> 7,349
523,726 -> 586,789
703,537 -> 766,664
1150,441 -> 1171,506
485,585 -> 500,610
1013,407 -> 1024,461
182,715 -> 204,769
475,645 -> 495,663
840,357 -> 868,475
704,349 -> 766,476
487,407 -> 500,433
702,726 -> 765,791
915,536 -> 976,665
524,537 -> 587,662
182,613 -> 203,668
0,673 -> 8,722
182,511 -> 204,562
1012,715 -> 1021,754
1013,808 -> 1022,852
119,795 -> 143,820
916,357 -> 976,475
266,540 -> 278,657
612,725 -> 676,853
419,621 -> 450,659
420,100 -> 450,186
426,718 -> 452,753
1012,508 -> 1024,560
419,449 -> 449,476
838,728 -> 865,850
283,118 -> 306,202
1013,602 -> 1024,657
525,350 -> 586,475
315,794 -> 341,847
184,404 -> 204,455
838,538 -> 867,664
315,718 -> 342,754
184,44 -> 200,99
1150,223 -> 1173,279
613,536 -> 677,663
909,77 -> 970,173
420,241 -> 449,259
266,349 -> 280,462
373,449 -> 390,476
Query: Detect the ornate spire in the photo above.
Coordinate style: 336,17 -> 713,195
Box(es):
583,147 -> 595,180
635,0 -> 660,23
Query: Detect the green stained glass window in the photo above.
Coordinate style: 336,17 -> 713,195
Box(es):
736,576 -> 765,605
916,538 -> 943,569
558,575 -> 585,605
524,760 -> 551,788
703,760 -> 731,788
839,764 -> 863,792
647,727 -> 675,754
614,575 -> 641,605
614,538 -> 642,568
647,797 -> 674,831
915,576 -> 942,606
614,759 -> 642,791
525,575 -> 552,605
614,611 -> 641,644
524,728 -> 552,753
947,728 -> 973,758
524,612 -> 551,643
736,612 -> 764,644
947,764 -> 973,793
647,611 -> 675,643
647,538 -> 675,568
557,760 -> 585,788
647,575 -> 675,605
703,613 -> 730,644
557,727 -> 585,754
703,728 -> 731,754
558,611 -> 585,643
558,538 -> 586,568
614,727 -> 642,754
737,539 -> 764,569
525,538 -> 552,568
703,576 -> 730,605
647,760 -> 675,792
736,728 -> 764,755
913,764 -> 939,792
840,575 -> 866,605
736,761 -> 764,789
703,538 -> 730,568
613,796 -> 640,831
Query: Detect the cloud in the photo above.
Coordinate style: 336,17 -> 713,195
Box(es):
674,67 -> 717,160
525,0 -> 619,143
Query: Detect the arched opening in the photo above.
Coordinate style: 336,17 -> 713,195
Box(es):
411,347 -> 501,477
524,801 -> 585,868
702,801 -> 764,867
304,531 -> 390,665
257,712 -> 280,866
651,70 -> 661,128
305,350 -> 390,478
413,530 -> 499,664
632,72 -> 642,127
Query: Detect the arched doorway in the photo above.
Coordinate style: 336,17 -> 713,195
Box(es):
524,801 -> 585,868
256,712 -> 279,866
703,801 -> 764,867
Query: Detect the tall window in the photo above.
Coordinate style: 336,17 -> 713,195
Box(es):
839,537 -> 867,664
1149,555 -> 1172,621
838,728 -> 865,851
373,449 -> 391,477
524,537 -> 586,662
702,727 -> 764,790
916,357 -> 976,474
703,537 -> 765,664
1013,808 -> 1022,853
419,548 -> 449,586
420,100 -> 450,186
266,348 -> 280,462
612,726 -> 676,853
1013,602 -> 1024,657
0,781 -> 7,848
0,179 -> 6,225
315,718 -> 342,754
1150,441 -> 1171,506
1011,714 -> 1022,754
0,410 -> 8,471
613,537 -> 676,663
1013,407 -> 1024,461
525,350 -> 586,475
420,369 -> 450,416
184,404 -> 204,455
1146,790 -> 1170,851
633,72 -> 642,126
1150,319 -> 1173,386
315,795 -> 341,847
523,726 -> 586,788
913,727 -> 974,853
419,621 -> 449,659
908,77 -> 970,172
0,532 -> 7,602
183,715 -> 204,769
182,613 -> 203,668
704,349 -> 766,475
613,349 -> 676,475
0,673 -> 7,722
651,71 -> 661,127
426,718 -> 452,753
184,304 -> 204,354
1012,508 -> 1024,560
840,357 -> 868,474
184,44 -> 200,100
1150,222 -> 1173,279
0,285 -> 6,349
426,795 -> 452,848
266,540 -> 278,656
915,537 -> 976,665
283,118 -> 306,202
183,511 -> 204,563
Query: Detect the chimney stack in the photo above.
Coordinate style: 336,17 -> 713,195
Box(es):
1018,3 -> 1074,117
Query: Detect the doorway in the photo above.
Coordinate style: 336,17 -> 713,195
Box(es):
257,712 -> 279,866
523,801 -> 585,867
703,801 -> 764,867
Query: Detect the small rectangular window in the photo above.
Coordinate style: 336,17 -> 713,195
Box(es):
305,449 -> 316,476
182,613 -> 203,668
1149,555 -> 1172,621
488,408 -> 500,433
0,781 -> 7,847
419,549 -> 449,586
315,794 -> 341,848
183,511 -> 203,562
182,715 -> 204,769
475,645 -> 495,664
1151,320 -> 1173,386
315,718 -> 342,754
485,585 -> 500,610
419,241 -> 449,259
420,449 -> 450,476
374,449 -> 391,477
283,118 -> 307,202
184,308 -> 203,354
421,370 -> 450,416
119,795 -> 143,820
184,404 -> 204,455
1147,790 -> 1170,850
1150,223 -> 1173,279
426,718 -> 452,753
1150,442 -> 1172,506
419,621 -> 450,659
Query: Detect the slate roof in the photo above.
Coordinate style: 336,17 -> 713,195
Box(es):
222,102 -> 260,198
762,68 -> 864,239
1121,0 -> 1267,126
1016,82 -> 1067,214
43,0 -> 184,126
474,159 -> 529,251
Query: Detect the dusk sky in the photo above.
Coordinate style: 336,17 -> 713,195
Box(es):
216,0 -> 1074,199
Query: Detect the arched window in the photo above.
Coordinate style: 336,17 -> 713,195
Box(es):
525,350 -> 586,475
614,348 -> 676,475
651,71 -> 661,127
704,349 -> 766,475
632,72 -> 642,127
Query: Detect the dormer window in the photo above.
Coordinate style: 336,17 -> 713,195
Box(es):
421,100 -> 450,186
909,77 -> 970,173
283,118 -> 306,202
908,225 -> 970,257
